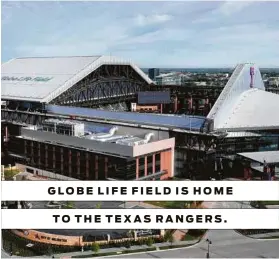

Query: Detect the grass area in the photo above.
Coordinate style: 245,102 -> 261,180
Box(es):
261,201 -> 279,205
159,244 -> 193,250
3,168 -> 20,179
63,201 -> 76,209
182,235 -> 196,241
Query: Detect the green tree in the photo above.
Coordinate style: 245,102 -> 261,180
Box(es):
146,237 -> 154,247
164,231 -> 174,246
95,202 -> 102,209
92,243 -> 100,254
127,230 -> 134,238
65,201 -> 75,209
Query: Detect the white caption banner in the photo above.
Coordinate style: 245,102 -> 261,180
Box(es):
2,181 -> 279,201
2,209 -> 279,229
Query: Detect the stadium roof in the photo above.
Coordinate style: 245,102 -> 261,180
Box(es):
207,63 -> 265,129
208,63 -> 279,131
238,151 -> 279,164
1,56 -> 153,103
46,104 -> 207,132
217,89 -> 279,131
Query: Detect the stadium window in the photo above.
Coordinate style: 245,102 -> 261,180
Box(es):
155,153 -> 161,172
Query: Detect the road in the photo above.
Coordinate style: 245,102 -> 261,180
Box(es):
105,201 -> 278,258
106,230 -> 279,258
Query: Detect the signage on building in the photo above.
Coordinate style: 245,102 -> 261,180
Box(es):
2,76 -> 53,82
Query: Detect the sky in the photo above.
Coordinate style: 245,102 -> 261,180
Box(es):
2,1 -> 279,68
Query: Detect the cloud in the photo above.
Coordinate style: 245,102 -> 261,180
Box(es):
2,1 -> 279,68
217,1 -> 254,16
135,14 -> 172,26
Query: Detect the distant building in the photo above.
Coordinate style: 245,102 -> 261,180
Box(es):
268,77 -> 279,87
155,72 -> 189,85
148,68 -> 160,80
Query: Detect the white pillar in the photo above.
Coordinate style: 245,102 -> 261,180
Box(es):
17,201 -> 22,209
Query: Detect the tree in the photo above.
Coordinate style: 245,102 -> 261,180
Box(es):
146,237 -> 154,247
65,201 -> 75,209
127,230 -> 134,238
92,243 -> 100,254
164,231 -> 174,246
95,202 -> 102,209
169,234 -> 174,247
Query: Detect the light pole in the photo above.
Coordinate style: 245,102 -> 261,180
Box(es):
206,238 -> 212,258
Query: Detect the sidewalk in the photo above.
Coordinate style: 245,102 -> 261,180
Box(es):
266,205 -> 279,209
248,231 -> 279,239
51,239 -> 199,258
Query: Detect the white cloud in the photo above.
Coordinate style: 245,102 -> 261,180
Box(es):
217,1 -> 254,16
135,14 -> 172,26
2,1 -> 279,68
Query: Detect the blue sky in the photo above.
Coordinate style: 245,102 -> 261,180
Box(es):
2,1 -> 279,68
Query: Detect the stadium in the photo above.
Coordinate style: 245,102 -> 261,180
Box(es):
2,55 -> 279,247
2,56 -> 279,182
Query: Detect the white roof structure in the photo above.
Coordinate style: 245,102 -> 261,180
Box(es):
238,151 -> 279,164
1,56 -> 153,103
225,131 -> 262,138
208,63 -> 279,131
219,89 -> 279,130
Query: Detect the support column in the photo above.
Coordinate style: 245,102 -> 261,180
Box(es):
5,126 -> 9,142
188,96 -> 193,112
52,146 -> 56,170
136,158 -> 139,180
60,148 -> 64,174
144,156 -> 147,176
85,153 -> 89,180
152,154 -> 155,174
95,155 -> 98,180
160,103 -> 163,114
45,144 -> 48,169
174,96 -> 178,113
24,140 -> 27,157
38,143 -> 41,167
30,141 -> 34,164
77,151 -> 80,179
104,157 -> 108,179
68,150 -> 72,178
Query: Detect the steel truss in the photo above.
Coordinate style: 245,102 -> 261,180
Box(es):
1,109 -> 47,126
172,132 -> 217,153
51,65 -> 148,107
